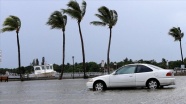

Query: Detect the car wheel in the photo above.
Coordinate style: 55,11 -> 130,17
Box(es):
147,79 -> 159,89
93,81 -> 106,91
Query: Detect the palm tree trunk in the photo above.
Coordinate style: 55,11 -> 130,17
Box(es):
16,32 -> 23,81
59,30 -> 65,80
107,28 -> 112,74
179,40 -> 184,63
78,22 -> 86,78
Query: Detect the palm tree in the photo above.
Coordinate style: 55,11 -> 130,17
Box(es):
62,0 -> 87,78
168,27 -> 184,63
1,15 -> 23,81
90,6 -> 118,74
46,11 -> 67,79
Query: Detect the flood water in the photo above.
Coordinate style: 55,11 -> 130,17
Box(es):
0,76 -> 186,104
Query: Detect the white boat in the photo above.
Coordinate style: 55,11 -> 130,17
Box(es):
29,64 -> 56,78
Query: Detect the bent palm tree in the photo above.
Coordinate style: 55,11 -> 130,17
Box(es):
46,11 -> 67,79
62,0 -> 87,78
168,27 -> 184,63
1,15 -> 23,81
90,6 -> 118,74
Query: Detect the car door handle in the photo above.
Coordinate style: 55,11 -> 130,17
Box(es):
129,76 -> 133,77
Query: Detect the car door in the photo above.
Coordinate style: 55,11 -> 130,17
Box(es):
109,65 -> 136,87
135,65 -> 154,86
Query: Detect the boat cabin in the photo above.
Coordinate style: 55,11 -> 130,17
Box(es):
33,64 -> 55,75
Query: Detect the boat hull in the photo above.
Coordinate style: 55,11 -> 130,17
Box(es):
29,71 -> 56,78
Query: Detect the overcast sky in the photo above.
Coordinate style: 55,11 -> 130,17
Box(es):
1,0 -> 186,68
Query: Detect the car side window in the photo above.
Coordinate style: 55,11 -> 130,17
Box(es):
136,65 -> 153,73
116,65 -> 136,74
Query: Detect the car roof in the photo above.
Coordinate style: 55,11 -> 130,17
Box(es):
125,63 -> 150,66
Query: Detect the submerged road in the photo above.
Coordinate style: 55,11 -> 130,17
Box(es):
0,76 -> 185,104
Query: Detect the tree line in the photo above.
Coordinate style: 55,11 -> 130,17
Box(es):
1,58 -> 186,75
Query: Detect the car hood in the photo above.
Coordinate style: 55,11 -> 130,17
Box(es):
92,74 -> 110,81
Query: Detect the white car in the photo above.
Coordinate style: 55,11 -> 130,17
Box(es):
86,63 -> 175,91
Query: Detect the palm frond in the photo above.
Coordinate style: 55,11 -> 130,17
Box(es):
168,27 -> 184,41
95,14 -> 108,24
111,10 -> 118,26
67,0 -> 81,13
92,6 -> 118,28
63,9 -> 81,21
90,21 -> 106,26
98,6 -> 111,21
110,10 -> 113,21
169,27 -> 176,34
3,18 -> 15,27
1,27 -> 16,33
180,33 -> 184,38
177,27 -> 184,38
47,11 -> 62,29
81,0 -> 87,18
61,9 -> 66,14
10,15 -> 21,28
46,11 -> 67,30
62,15 -> 67,27
63,0 -> 86,22
1,15 -> 21,33
3,17 -> 17,28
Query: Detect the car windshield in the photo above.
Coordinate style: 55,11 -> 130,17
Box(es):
148,64 -> 163,70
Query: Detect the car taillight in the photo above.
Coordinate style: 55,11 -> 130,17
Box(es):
166,72 -> 172,76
